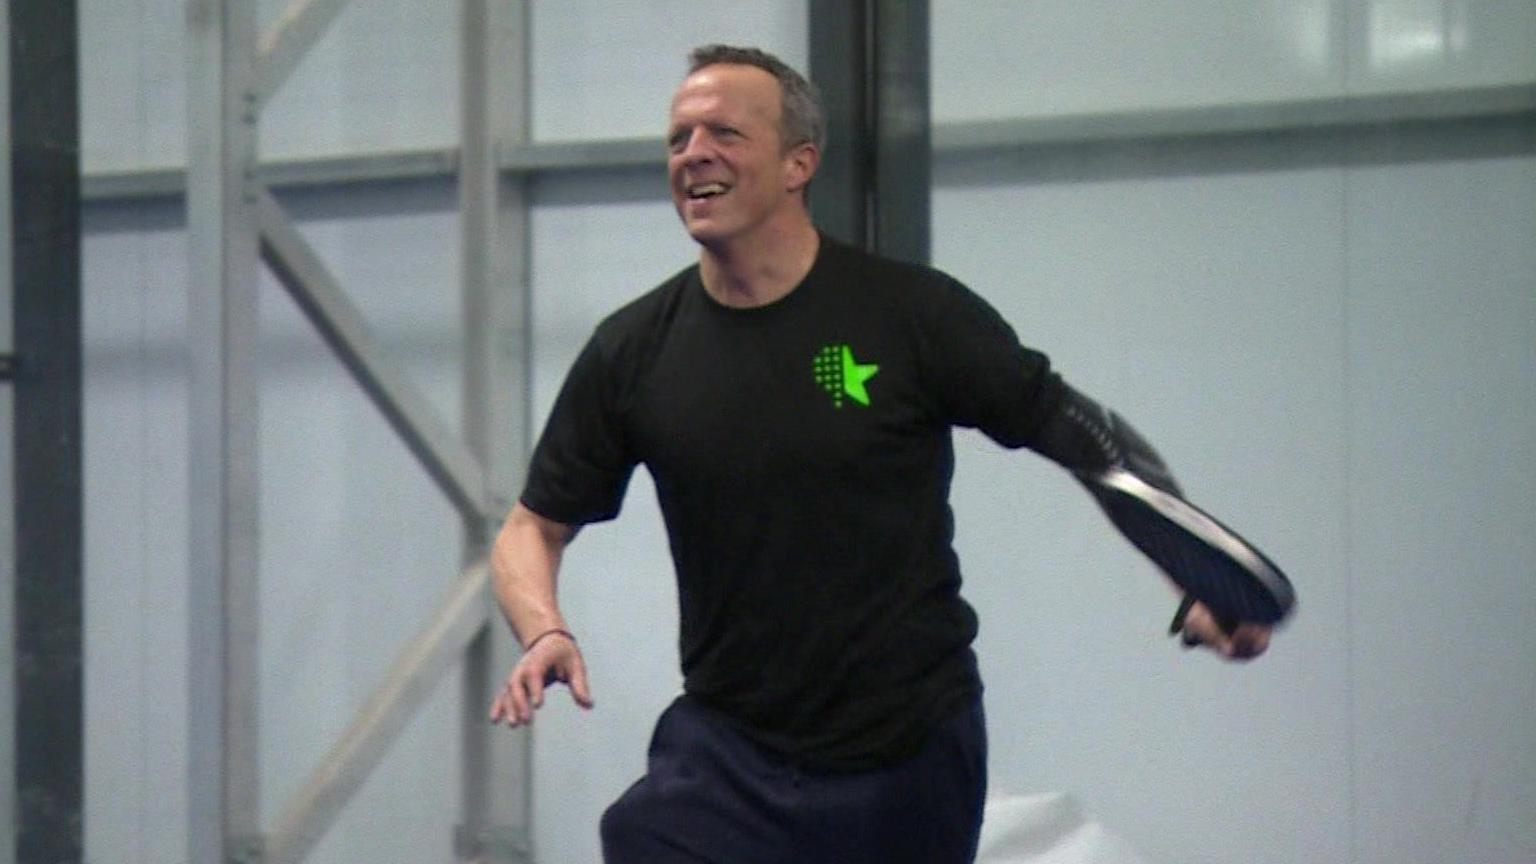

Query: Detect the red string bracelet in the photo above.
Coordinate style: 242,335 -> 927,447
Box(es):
523,628 -> 576,653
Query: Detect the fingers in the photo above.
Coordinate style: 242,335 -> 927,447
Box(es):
486,665 -> 540,727
1177,601 -> 1272,662
486,668 -> 528,726
568,652 -> 594,710
529,665 -> 548,712
487,642 -> 595,728
508,663 -> 545,726
1173,600 -> 1219,650
1224,623 -> 1271,660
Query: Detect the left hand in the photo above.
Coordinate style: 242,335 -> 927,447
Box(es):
488,631 -> 593,728
1178,600 -> 1272,661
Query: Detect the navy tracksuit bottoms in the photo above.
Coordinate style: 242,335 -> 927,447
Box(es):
600,695 -> 987,864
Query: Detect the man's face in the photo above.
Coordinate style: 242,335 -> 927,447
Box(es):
666,63 -> 811,247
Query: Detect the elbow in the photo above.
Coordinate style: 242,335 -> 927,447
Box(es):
495,502 -> 576,565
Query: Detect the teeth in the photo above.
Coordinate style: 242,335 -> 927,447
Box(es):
689,182 -> 728,199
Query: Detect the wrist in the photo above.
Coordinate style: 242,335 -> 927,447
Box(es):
523,627 -> 575,653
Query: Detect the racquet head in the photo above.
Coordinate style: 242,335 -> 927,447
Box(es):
1081,468 -> 1295,627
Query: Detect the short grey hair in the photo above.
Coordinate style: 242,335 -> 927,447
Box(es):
688,44 -> 826,154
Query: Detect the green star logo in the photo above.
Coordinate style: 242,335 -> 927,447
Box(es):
812,343 -> 880,408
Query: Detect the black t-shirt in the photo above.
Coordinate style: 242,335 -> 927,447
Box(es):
522,236 -> 1064,769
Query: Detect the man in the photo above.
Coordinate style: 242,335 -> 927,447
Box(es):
488,44 -> 1271,864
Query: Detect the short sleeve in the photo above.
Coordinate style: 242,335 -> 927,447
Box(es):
913,276 -> 1064,448
520,333 -> 638,525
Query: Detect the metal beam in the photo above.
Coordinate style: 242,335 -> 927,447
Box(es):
499,137 -> 659,174
256,188 -> 494,527
81,138 -> 664,203
185,2 -> 263,862
933,82 -> 1536,153
0,1 -> 14,860
262,562 -> 494,864
256,0 -> 354,110
85,148 -> 459,202
458,0 -> 532,860
10,1 -> 82,861
808,0 -> 931,264
80,84 -> 1536,204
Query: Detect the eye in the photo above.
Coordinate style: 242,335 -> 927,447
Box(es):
666,128 -> 690,153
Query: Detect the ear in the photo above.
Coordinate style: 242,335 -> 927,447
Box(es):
783,142 -> 820,194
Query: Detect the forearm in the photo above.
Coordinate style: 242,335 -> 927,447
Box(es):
487,502 -> 595,723
491,502 -> 577,646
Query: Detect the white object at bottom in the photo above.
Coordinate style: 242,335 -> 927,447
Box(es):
976,793 -> 1156,864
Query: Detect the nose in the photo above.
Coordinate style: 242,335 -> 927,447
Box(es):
674,128 -> 714,163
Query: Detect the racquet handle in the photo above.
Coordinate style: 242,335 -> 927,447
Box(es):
1169,594 -> 1238,647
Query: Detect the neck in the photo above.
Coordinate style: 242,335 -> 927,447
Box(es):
698,217 -> 820,308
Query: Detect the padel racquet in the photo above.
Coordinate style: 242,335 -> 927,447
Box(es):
1076,467 -> 1296,639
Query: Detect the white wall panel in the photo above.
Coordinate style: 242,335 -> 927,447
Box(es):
932,0 -> 1347,122
932,0 -> 1536,125
526,171 -> 693,864
81,0 -> 459,173
933,160 -> 1354,864
1344,152 -> 1536,864
929,127 -> 1536,862
1350,0 -> 1536,93
80,0 -> 187,172
259,0 -> 460,161
83,204 -> 191,864
529,0 -> 805,142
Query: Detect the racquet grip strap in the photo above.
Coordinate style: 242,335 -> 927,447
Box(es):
1169,594 -> 1196,635
1169,594 -> 1241,645
1031,384 -> 1182,496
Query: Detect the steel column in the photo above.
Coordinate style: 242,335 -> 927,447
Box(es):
458,0 -> 532,860
868,0 -> 929,264
9,1 -> 82,861
807,0 -> 869,250
189,0 -> 539,860
808,0 -> 931,264
0,0 -> 14,860
185,1 -> 263,862
250,0 -> 527,853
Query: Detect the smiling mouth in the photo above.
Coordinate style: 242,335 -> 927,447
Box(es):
686,182 -> 730,200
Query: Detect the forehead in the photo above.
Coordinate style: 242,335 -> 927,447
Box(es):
668,63 -> 783,126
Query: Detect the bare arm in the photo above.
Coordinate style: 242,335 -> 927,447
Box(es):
487,502 -> 594,726
491,502 -> 576,641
